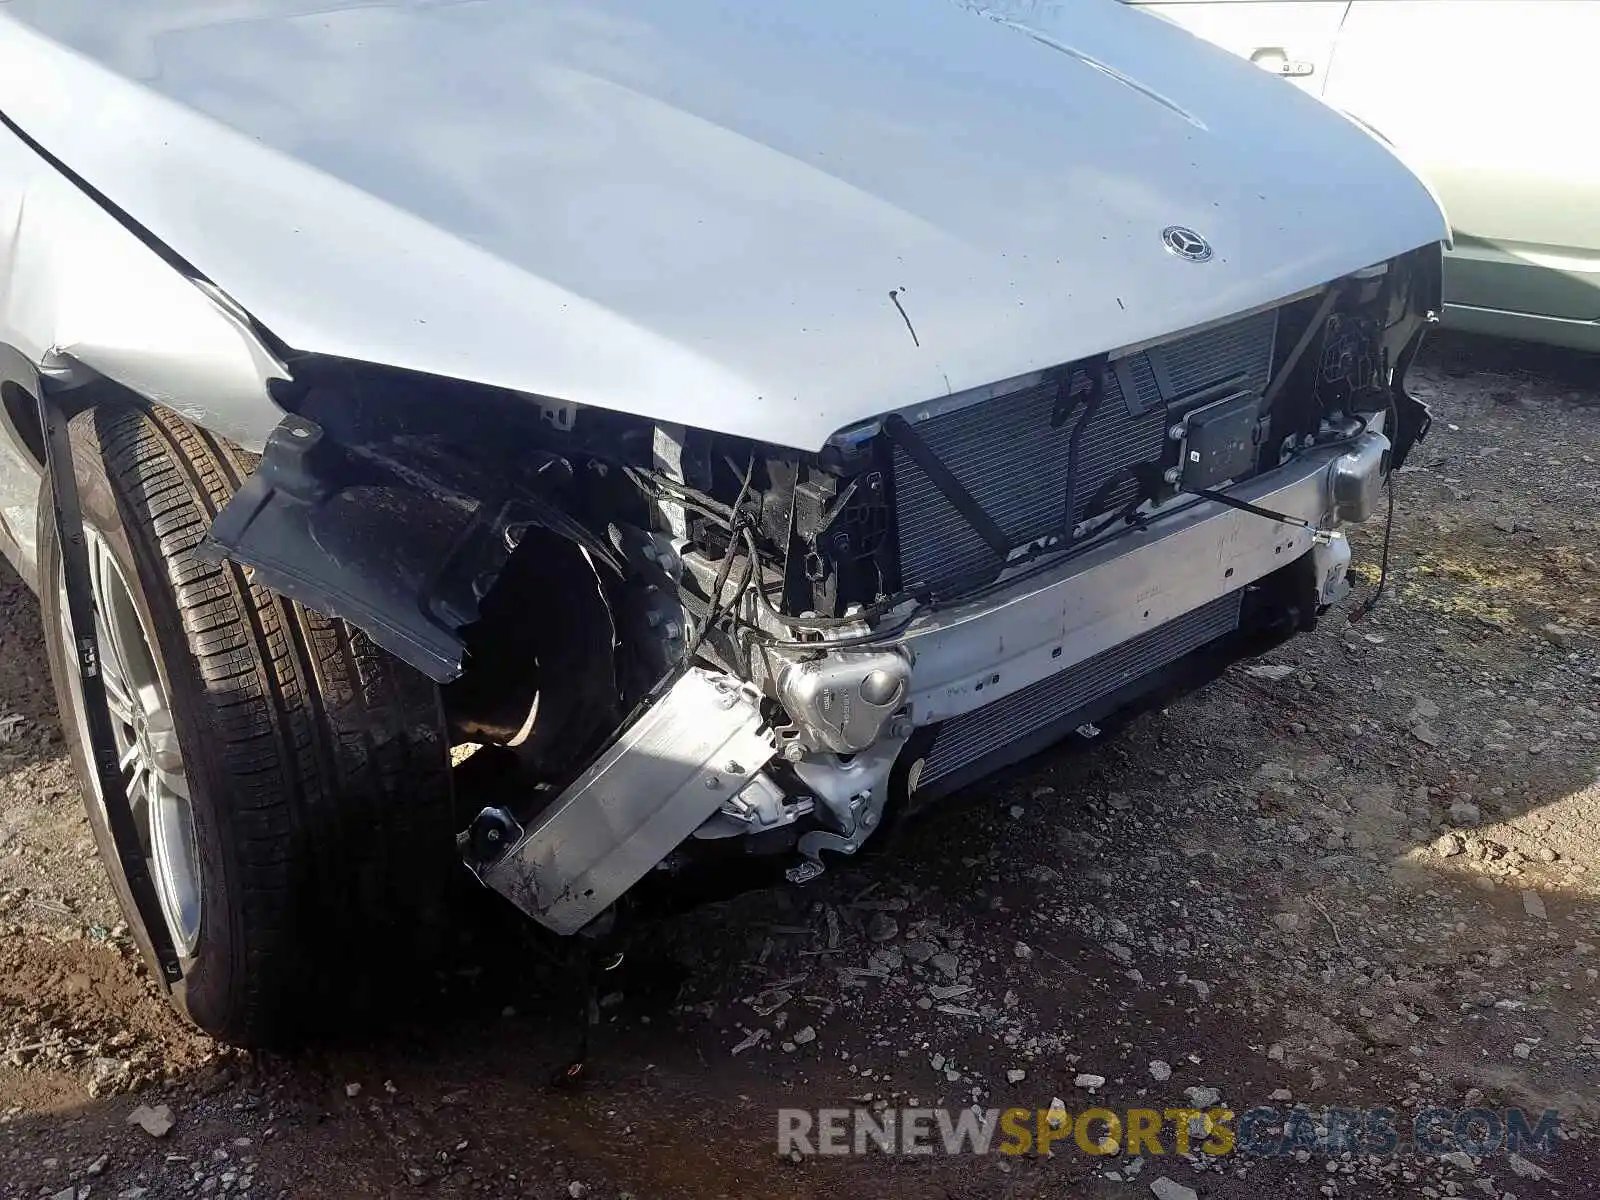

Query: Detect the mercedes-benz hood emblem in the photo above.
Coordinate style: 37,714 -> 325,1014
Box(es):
1162,225 -> 1213,263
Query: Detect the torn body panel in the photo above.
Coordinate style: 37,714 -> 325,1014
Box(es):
202,361 -> 640,682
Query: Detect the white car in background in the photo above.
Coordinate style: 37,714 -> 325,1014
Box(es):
1123,0 -> 1600,352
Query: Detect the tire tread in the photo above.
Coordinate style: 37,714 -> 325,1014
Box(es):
60,405 -> 452,1045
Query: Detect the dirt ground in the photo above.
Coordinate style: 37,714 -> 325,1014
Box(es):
0,332 -> 1596,1200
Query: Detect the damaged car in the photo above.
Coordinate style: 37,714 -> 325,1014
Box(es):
0,0 -> 1445,1046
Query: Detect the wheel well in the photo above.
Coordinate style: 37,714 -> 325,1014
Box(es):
0,343 -> 46,471
441,528 -> 625,774
0,380 -> 44,468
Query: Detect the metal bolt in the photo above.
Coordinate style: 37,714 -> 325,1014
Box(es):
783,742 -> 806,762
725,761 -> 744,775
485,828 -> 502,844
1163,466 -> 1182,484
704,776 -> 722,790
860,669 -> 903,706
1168,423 -> 1186,441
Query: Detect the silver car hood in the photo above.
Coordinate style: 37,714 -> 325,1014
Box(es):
0,0 -> 1446,451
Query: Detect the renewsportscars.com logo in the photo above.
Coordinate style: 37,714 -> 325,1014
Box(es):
777,1104 -> 1561,1159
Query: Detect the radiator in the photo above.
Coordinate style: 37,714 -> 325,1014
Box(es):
915,589 -> 1244,790
893,308 -> 1277,594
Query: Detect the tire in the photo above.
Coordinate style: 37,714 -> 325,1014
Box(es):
40,402 -> 455,1047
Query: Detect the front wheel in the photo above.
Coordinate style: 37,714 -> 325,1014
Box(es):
41,402 -> 456,1046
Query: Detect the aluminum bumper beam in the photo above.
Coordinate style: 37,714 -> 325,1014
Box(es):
900,433 -> 1386,725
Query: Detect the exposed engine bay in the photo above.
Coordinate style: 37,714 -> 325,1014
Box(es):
206,249 -> 1438,936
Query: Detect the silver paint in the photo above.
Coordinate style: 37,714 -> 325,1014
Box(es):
0,125 -> 290,582
0,0 -> 1445,456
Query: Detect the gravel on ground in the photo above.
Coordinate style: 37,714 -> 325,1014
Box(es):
1,333 -> 1596,1198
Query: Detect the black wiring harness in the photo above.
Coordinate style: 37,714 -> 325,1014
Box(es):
624,458 -> 922,657
627,396 -> 1394,657
1349,395 -> 1402,622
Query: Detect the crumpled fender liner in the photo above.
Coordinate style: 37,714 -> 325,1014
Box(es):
1383,245 -> 1442,473
1388,323 -> 1433,472
202,374 -> 623,682
202,414 -> 499,680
